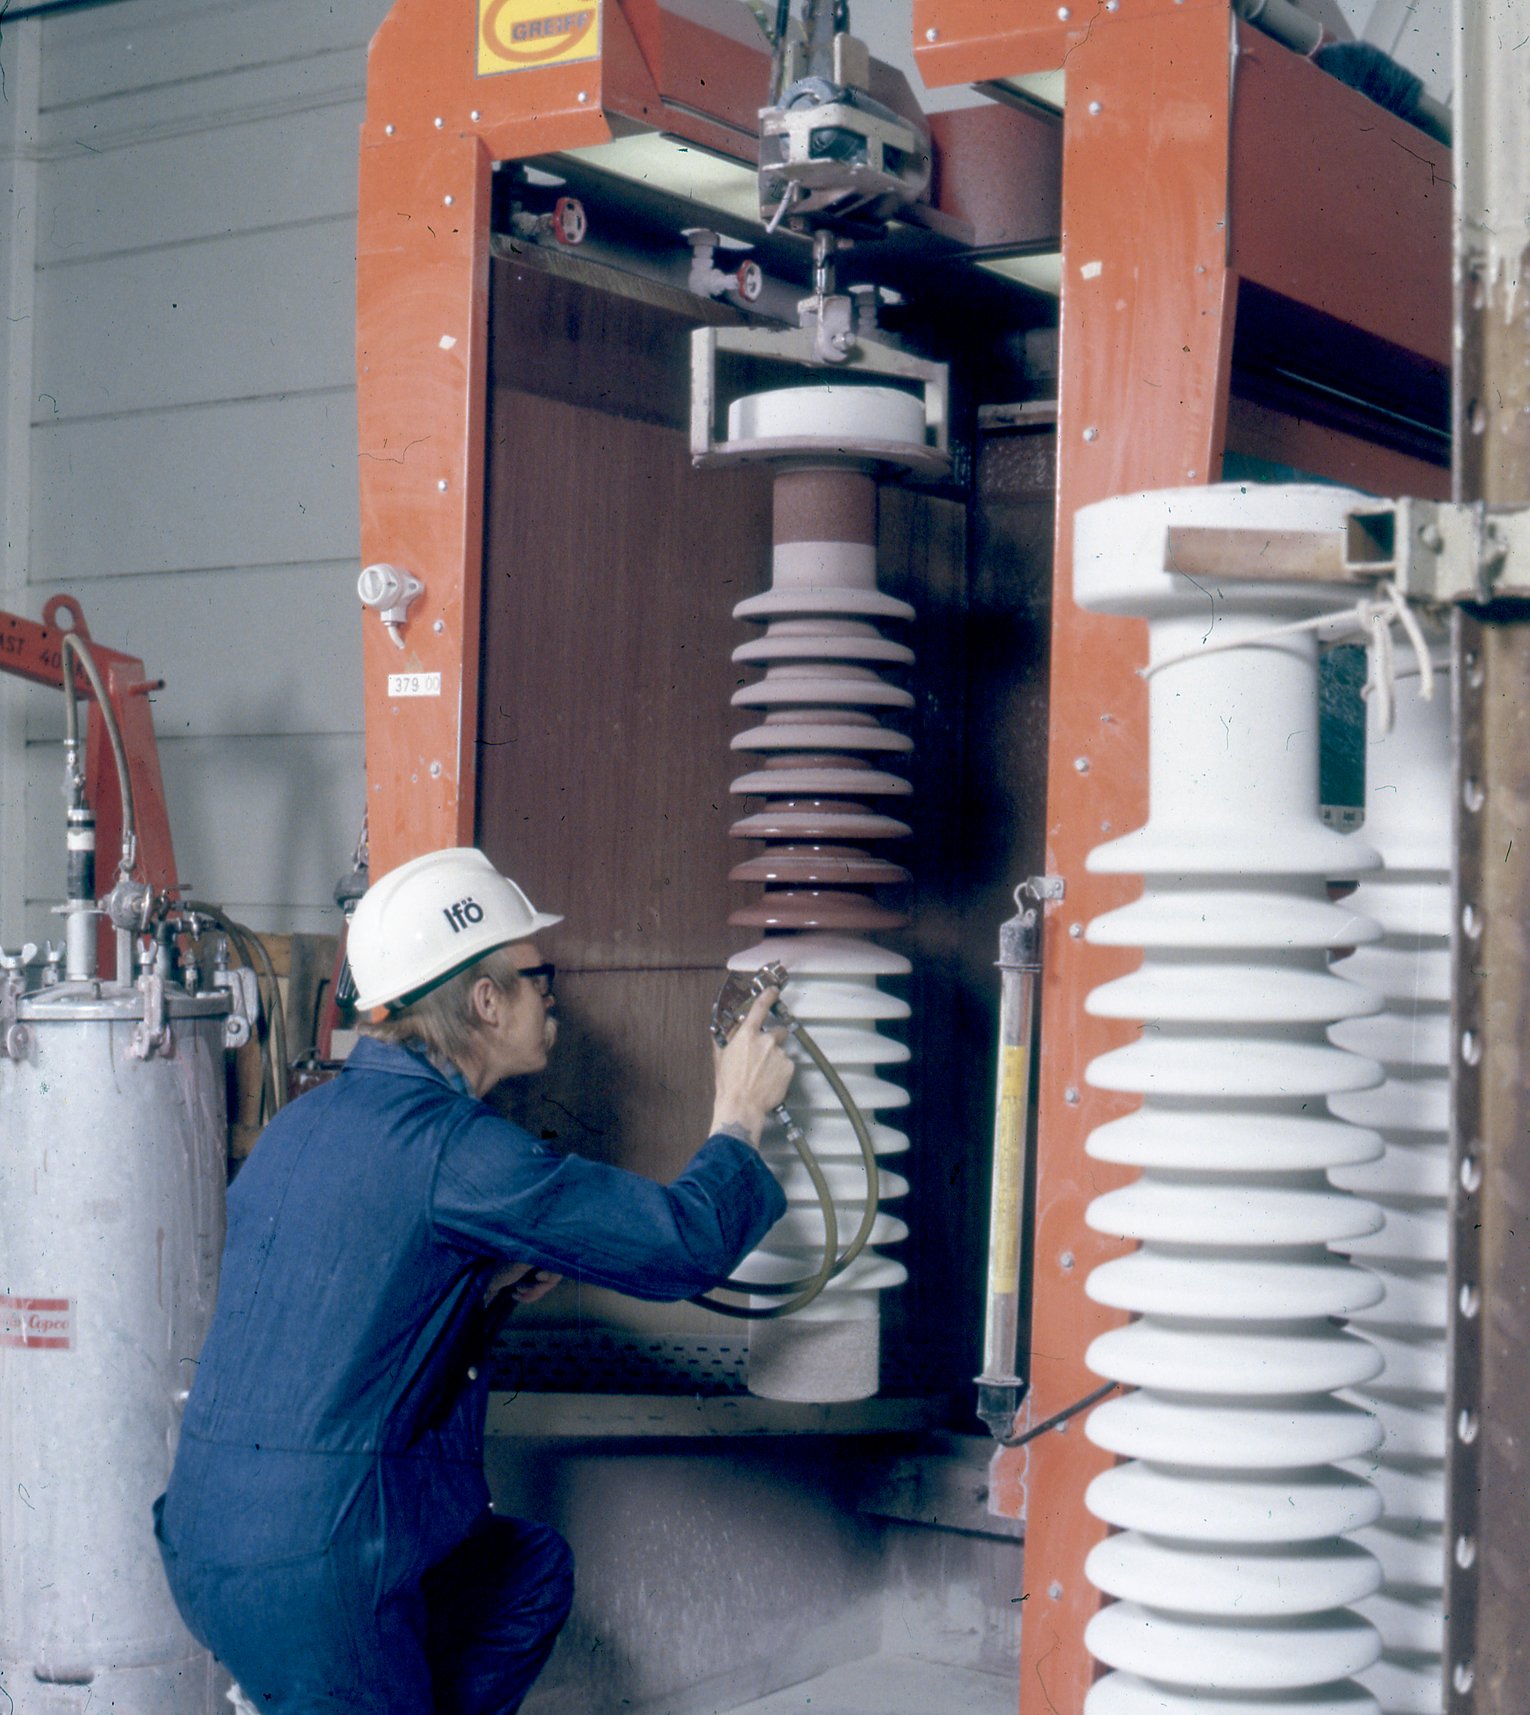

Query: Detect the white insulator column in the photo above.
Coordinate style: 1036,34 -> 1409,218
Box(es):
719,384 -> 932,1404
728,936 -> 911,1402
1073,484 -> 1393,1715
1327,662 -> 1452,1715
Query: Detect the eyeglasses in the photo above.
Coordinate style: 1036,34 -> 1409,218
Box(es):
517,962 -> 556,998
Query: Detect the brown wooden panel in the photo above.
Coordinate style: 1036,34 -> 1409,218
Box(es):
477,380 -> 771,972
1230,23 -> 1450,368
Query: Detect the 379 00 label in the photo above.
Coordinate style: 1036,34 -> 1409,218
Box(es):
388,672 -> 442,698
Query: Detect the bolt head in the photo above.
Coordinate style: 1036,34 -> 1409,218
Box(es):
1082,425 -> 1099,443
1064,1086 -> 1081,1105
437,478 -> 450,493
434,116 -> 444,129
384,123 -> 396,137
1088,100 -> 1103,115
926,26 -> 939,41
470,110 -> 481,122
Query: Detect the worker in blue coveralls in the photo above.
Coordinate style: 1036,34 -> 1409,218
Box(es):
153,846 -> 792,1714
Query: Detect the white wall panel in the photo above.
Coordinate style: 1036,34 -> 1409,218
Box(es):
15,0 -> 375,940
34,102 -> 364,265
41,0 -> 379,112
21,563 -> 363,744
37,47 -> 365,153
33,218 -> 356,419
31,389 -> 359,581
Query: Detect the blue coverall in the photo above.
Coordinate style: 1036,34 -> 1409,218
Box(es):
154,1036 -> 785,1714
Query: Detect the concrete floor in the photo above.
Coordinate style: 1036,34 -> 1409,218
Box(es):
719,1654 -> 1018,1715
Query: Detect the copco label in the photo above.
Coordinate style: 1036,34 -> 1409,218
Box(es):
477,1 -> 600,76
0,1297 -> 74,1351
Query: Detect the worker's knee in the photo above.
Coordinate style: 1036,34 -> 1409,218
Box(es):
509,1519 -> 575,1626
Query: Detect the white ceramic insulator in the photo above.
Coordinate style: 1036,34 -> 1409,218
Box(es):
722,384 -> 924,1406
1073,484 -> 1393,1714
729,935 -> 910,1403
1325,662 -> 1452,1715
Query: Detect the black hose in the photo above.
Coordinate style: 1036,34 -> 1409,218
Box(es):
59,633 -> 136,879
185,901 -> 288,1122
998,1380 -> 1121,1449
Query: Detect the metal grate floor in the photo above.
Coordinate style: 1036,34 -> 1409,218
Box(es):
715,1655 -> 1018,1715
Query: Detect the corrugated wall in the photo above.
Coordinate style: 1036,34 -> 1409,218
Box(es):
1,0 -> 387,943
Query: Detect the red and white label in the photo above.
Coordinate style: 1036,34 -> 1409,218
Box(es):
0,1297 -> 73,1351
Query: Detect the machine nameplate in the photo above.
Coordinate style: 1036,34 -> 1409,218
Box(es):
477,0 -> 600,77
388,672 -> 443,698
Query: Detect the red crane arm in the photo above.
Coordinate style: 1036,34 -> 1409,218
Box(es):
0,596 -> 179,936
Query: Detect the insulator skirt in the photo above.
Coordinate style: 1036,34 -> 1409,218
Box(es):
1073,483 -> 1394,1710
1325,664 -> 1449,1715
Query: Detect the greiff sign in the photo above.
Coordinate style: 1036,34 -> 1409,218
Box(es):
478,1 -> 600,75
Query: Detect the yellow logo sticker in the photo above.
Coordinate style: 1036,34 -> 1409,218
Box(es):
477,1 -> 601,76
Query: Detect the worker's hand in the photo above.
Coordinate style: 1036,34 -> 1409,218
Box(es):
710,988 -> 794,1146
487,1263 -> 563,1306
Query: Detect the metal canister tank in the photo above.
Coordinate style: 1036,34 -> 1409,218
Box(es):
0,977 -> 230,1714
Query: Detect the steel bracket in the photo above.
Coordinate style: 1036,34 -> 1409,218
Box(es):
1345,497 -> 1530,605
0,945 -> 36,1061
216,965 -> 258,1050
690,324 -> 950,473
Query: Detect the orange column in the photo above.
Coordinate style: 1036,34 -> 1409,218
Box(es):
950,6 -> 1239,1711
356,0 -> 616,876
356,130 -> 495,873
1024,16 -> 1238,1713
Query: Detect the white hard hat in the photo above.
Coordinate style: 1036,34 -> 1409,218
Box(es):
348,847 -> 562,1012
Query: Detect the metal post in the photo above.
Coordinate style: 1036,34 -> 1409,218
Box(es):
1444,0 -> 1530,1706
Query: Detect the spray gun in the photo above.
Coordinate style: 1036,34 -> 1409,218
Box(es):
695,959 -> 882,1320
709,959 -> 808,1147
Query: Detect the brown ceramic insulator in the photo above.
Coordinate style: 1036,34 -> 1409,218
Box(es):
732,709 -> 912,754
727,889 -> 910,931
773,467 -> 877,548
728,845 -> 911,886
730,763 -> 912,799
729,800 -> 912,842
734,620 -> 913,665
751,752 -> 884,775
731,663 -> 914,710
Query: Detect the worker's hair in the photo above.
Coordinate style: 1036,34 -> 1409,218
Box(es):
360,943 -> 525,1075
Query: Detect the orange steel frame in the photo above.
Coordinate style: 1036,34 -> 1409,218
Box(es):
357,0 -> 776,877
914,3 -> 1449,1711
358,0 -> 1449,1710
